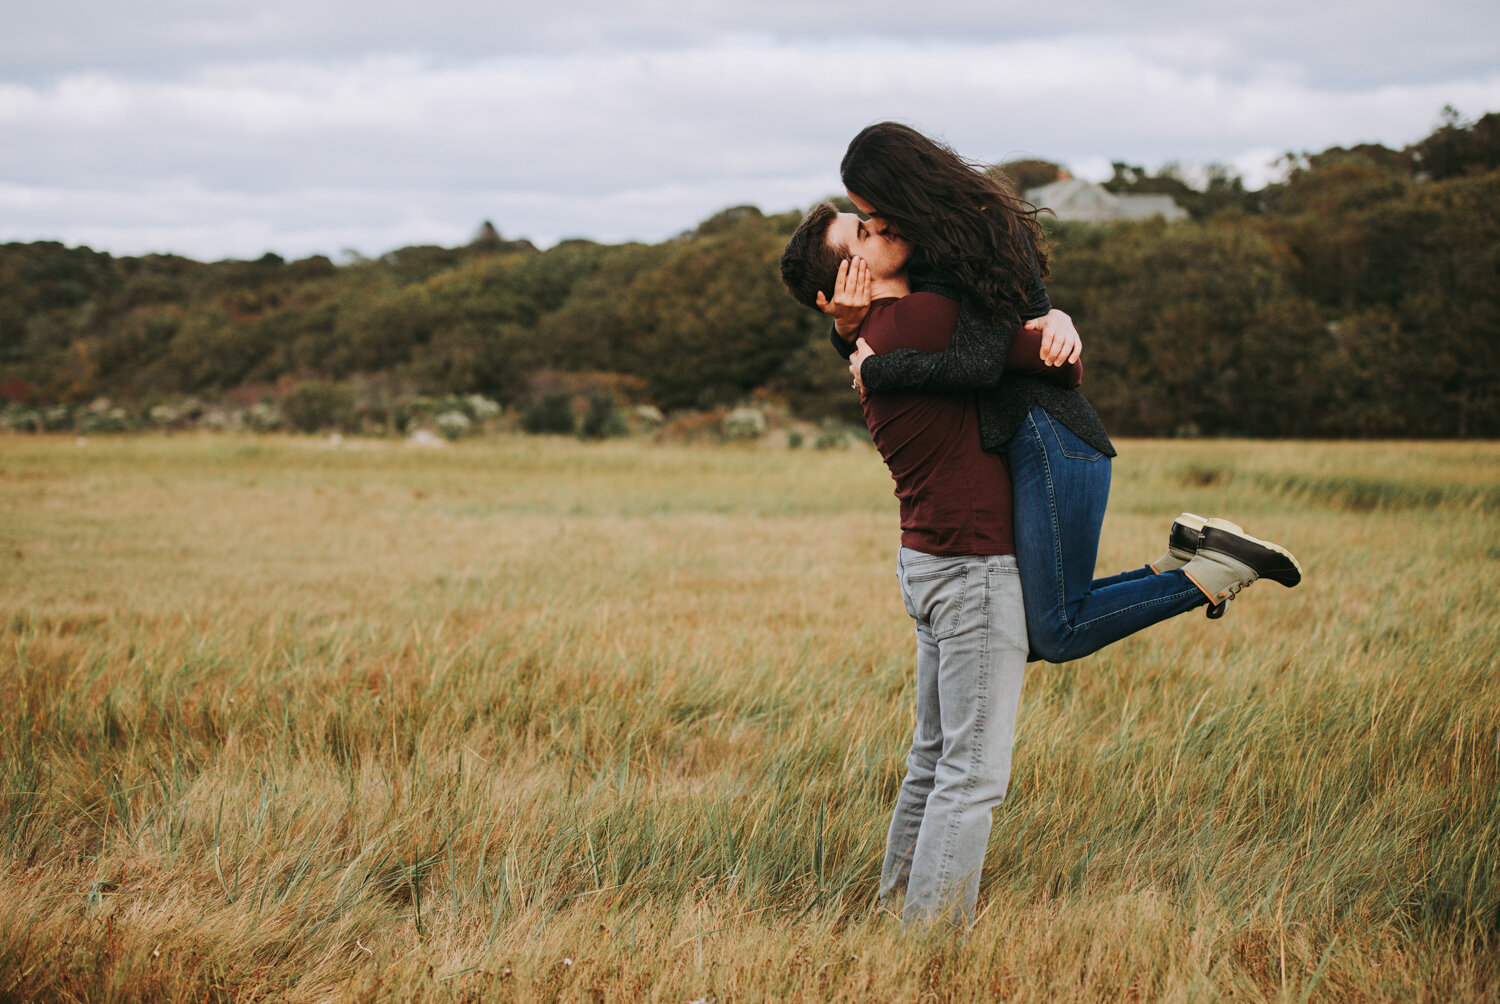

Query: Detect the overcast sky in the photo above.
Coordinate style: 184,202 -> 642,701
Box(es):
3,1 -> 1498,261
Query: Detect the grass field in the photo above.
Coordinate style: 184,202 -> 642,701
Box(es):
2,433 -> 1497,1002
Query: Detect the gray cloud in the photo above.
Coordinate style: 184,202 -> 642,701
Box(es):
3,3 -> 1497,259
9,1 -> 1498,85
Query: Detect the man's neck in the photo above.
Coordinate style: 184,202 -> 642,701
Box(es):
869,272 -> 911,300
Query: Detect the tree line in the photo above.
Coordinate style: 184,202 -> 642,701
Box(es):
2,109 -> 1496,438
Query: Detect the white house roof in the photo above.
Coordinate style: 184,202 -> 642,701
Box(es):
1025,178 -> 1189,224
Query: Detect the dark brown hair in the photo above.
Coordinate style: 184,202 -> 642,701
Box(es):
778,202 -> 849,310
841,122 -> 1047,321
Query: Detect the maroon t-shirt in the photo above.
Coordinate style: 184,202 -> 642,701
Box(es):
859,292 -> 1082,557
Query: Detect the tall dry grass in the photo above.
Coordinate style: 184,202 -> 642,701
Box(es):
1,434 -> 1497,1002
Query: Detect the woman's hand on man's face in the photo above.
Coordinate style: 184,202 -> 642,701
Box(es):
817,256 -> 872,341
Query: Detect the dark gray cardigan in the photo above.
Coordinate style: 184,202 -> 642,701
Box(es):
830,254 -> 1116,458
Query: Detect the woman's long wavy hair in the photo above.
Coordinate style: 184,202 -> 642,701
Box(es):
841,122 -> 1047,320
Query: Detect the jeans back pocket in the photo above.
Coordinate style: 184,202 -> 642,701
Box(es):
1045,412 -> 1103,462
902,554 -> 975,641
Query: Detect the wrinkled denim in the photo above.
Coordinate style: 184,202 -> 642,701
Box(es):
882,548 -> 1029,927
1008,406 -> 1206,663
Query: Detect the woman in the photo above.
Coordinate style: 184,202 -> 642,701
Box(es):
824,122 -> 1301,662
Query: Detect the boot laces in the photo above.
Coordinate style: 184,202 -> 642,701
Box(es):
1206,581 -> 1244,620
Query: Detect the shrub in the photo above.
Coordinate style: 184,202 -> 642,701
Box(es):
434,410 -> 472,440
522,393 -> 575,435
247,401 -> 283,432
466,394 -> 501,421
579,394 -> 627,440
75,402 -> 137,434
42,405 -> 73,432
0,404 -> 41,432
721,407 -> 767,441
197,408 -> 244,433
282,381 -> 355,433
655,409 -> 726,444
148,404 -> 181,428
814,418 -> 856,450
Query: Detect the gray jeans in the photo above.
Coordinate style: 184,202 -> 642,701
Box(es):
882,548 -> 1030,927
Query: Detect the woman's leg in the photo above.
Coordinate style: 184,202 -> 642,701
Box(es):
1008,406 -> 1206,663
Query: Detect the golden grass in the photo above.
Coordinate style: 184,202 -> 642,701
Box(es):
2,433 -> 1497,1002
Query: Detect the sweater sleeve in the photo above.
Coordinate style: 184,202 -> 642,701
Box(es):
860,251 -> 1051,395
1020,248 -> 1052,319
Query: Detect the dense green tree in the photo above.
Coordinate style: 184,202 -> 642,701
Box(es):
989,160 -> 1062,192
157,308 -> 274,392
1309,170 -> 1500,436
624,212 -> 811,408
1104,162 -> 1255,220
2,110 -> 1495,436
532,242 -> 674,379
1046,218 -> 1324,436
1412,107 -> 1500,180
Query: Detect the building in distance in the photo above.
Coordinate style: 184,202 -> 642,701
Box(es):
1026,176 -> 1189,224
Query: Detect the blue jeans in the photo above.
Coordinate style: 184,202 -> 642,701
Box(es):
882,548 -> 1030,927
1008,406 -> 1206,663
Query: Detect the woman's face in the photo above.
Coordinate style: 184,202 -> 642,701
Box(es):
846,190 -> 899,237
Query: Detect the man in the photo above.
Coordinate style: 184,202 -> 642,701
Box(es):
779,203 -> 1078,926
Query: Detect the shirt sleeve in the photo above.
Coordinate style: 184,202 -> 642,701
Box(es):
827,321 -> 857,360
1007,325 -> 1082,388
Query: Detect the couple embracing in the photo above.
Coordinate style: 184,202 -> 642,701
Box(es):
779,122 -> 1303,928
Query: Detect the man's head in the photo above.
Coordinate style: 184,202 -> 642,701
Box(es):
779,202 -> 912,310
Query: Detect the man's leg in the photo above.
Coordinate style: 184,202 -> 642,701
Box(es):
900,552 -> 1029,927
880,604 -> 941,903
